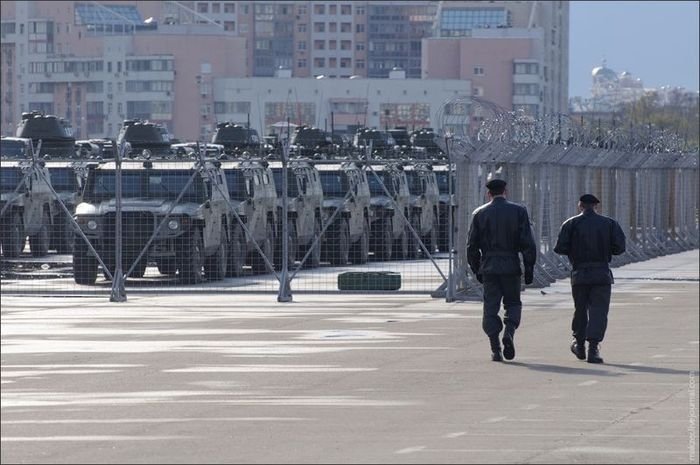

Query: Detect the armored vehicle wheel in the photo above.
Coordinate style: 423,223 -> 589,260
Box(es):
29,210 -> 50,257
227,223 -> 246,277
73,240 -> 98,285
252,221 -> 274,274
158,259 -> 178,276
56,214 -> 75,254
329,219 -> 350,266
127,258 -> 147,278
406,216 -> 419,259
178,227 -> 204,284
302,216 -> 322,269
205,225 -> 228,281
1,211 -> 25,258
373,217 -> 393,261
350,218 -> 370,264
420,213 -> 438,256
275,220 -> 297,271
393,224 -> 409,260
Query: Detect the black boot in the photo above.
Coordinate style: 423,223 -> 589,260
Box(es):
587,341 -> 604,364
490,336 -> 503,362
570,338 -> 586,360
502,330 -> 515,361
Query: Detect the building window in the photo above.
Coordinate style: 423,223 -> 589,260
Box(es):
329,5 -> 337,15
314,22 -> 325,33
197,3 -> 208,14
356,60 -> 365,69
356,6 -> 365,15
355,42 -> 364,51
329,40 -> 337,50
212,3 -> 220,14
341,4 -> 352,15
297,59 -> 307,68
329,22 -> 337,33
340,57 -> 351,68
297,23 -> 306,33
440,8 -> 510,36
214,101 -> 251,114
298,41 -> 307,50
329,57 -> 337,68
355,23 -> 365,33
513,62 -> 539,75
473,66 -> 484,76
314,4 -> 325,15
297,5 -> 306,15
224,2 -> 235,13
340,22 -> 351,33
472,86 -> 483,97
224,21 -> 235,31
313,40 -> 324,50
513,83 -> 539,95
340,40 -> 351,51
314,57 -> 325,67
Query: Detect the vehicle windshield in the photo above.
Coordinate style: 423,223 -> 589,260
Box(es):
271,168 -> 299,197
0,167 -> 25,193
224,170 -> 250,201
405,171 -> 424,195
367,172 -> 396,195
319,171 -> 349,196
48,167 -> 79,191
434,171 -> 454,194
0,139 -> 27,158
86,169 -> 205,202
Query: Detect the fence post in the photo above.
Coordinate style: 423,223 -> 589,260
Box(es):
110,140 -> 127,302
277,137 -> 292,302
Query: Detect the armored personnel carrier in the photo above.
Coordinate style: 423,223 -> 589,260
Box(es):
15,111 -> 76,158
220,159 -> 278,275
212,123 -> 261,156
0,155 -> 55,258
366,163 -> 411,261
117,119 -> 173,158
269,159 -> 324,269
316,161 -> 370,265
403,162 -> 440,257
73,159 -> 233,284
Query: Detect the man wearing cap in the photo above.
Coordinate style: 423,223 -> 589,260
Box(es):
467,179 -> 537,362
554,194 -> 626,363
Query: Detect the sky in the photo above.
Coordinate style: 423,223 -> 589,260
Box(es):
569,1 -> 700,98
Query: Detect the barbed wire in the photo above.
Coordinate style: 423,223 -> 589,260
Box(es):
436,96 -> 698,154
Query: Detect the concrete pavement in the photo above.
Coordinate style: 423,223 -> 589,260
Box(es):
2,250 -> 699,464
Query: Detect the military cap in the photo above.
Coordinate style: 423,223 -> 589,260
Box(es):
485,179 -> 507,190
579,194 -> 600,204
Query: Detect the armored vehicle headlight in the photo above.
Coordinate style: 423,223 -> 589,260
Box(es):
87,220 -> 98,230
168,219 -> 179,230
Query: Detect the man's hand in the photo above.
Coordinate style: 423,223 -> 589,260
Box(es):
476,273 -> 483,284
524,268 -> 534,285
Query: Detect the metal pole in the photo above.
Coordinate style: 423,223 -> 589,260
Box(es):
277,137 -> 293,302
110,140 -> 127,302
445,134 -> 455,302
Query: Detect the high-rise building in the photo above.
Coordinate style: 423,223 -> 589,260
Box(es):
424,0 -> 569,117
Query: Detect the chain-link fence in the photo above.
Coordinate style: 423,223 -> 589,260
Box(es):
1,99 -> 698,300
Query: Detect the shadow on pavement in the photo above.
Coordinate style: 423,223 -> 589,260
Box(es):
505,361 -> 624,377
603,363 -> 697,376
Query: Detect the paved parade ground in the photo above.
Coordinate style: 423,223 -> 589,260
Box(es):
1,250 -> 699,464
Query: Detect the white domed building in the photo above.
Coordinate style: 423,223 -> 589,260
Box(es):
589,61 -> 648,111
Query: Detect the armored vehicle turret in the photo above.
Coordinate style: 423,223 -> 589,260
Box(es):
15,111 -> 76,158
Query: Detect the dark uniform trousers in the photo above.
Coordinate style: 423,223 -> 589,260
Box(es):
482,274 -> 522,338
571,283 -> 611,343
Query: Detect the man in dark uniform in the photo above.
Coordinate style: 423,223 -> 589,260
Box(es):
467,179 -> 537,362
554,194 -> 626,364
